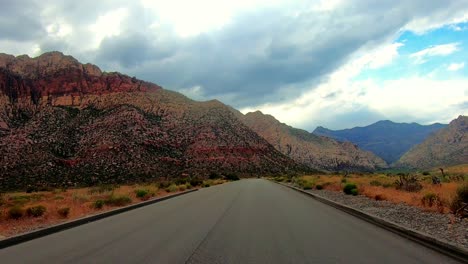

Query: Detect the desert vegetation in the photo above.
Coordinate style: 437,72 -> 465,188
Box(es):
0,176 -> 232,237
276,164 -> 468,215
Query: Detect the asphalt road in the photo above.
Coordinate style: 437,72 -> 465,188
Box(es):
0,179 -> 461,263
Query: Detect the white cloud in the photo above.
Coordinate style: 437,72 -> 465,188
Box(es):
409,43 -> 460,64
90,8 -> 128,47
447,62 -> 465,71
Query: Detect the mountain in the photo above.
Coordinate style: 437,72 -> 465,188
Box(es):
0,52 -> 302,191
395,116 -> 467,169
313,120 -> 447,164
238,111 -> 388,171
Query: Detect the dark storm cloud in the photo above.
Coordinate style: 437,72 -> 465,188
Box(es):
0,1 -> 44,41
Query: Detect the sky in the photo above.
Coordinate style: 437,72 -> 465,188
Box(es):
0,0 -> 467,130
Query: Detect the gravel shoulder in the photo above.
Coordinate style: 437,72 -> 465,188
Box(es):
300,187 -> 468,250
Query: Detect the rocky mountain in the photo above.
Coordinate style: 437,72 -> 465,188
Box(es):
395,116 -> 467,169
238,111 -> 388,171
313,120 -> 447,164
0,52 -> 302,191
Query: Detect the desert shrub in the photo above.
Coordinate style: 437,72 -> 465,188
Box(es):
343,183 -> 358,195
450,183 -> 468,213
315,184 -> 323,190
158,181 -> 172,189
185,183 -> 192,189
341,178 -> 347,184
209,172 -> 222,179
422,171 -> 431,176
135,189 -> 149,200
302,182 -> 314,190
421,193 -> 440,207
72,193 -> 90,203
374,194 -> 385,201
26,205 -> 46,217
369,180 -> 382,186
202,181 -> 211,188
57,207 -> 70,218
178,184 -> 187,191
8,206 -> 24,219
225,173 -> 240,181
165,184 -> 178,192
93,199 -> 105,209
350,189 -> 359,196
394,174 -> 422,192
105,195 -> 132,206
382,183 -> 392,188
190,178 -> 203,187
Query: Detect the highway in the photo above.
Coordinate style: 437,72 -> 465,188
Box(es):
0,179 -> 460,263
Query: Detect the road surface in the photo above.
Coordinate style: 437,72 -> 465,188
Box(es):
0,179 -> 460,263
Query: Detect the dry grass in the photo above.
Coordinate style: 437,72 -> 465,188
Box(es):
0,179 -> 225,237
296,169 -> 467,214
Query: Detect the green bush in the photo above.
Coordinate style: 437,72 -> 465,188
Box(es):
135,189 -> 149,199
105,195 -> 132,206
350,189 -> 359,196
369,180 -> 382,186
203,181 -> 211,188
165,184 -> 178,193
190,178 -> 203,187
57,207 -> 70,218
8,206 -> 24,219
93,199 -> 105,209
225,173 -> 240,181
302,182 -> 314,190
315,185 -> 323,190
185,183 -> 192,189
26,205 -> 46,217
343,183 -> 358,195
178,184 -> 187,191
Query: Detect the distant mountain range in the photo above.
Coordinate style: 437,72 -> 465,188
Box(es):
313,120 -> 447,164
395,116 -> 467,169
238,111 -> 387,171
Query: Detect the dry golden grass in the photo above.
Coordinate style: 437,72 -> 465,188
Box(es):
0,180 -> 224,237
297,171 -> 467,214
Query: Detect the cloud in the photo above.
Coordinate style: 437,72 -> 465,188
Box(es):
447,62 -> 465,71
409,43 -> 460,64
1,0 -> 468,130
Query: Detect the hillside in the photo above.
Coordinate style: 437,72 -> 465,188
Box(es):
395,116 -> 467,169
0,52 -> 302,191
239,111 -> 388,171
313,120 -> 446,164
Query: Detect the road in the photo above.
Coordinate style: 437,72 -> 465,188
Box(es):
0,179 -> 460,263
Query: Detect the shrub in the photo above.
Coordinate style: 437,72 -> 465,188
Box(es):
302,182 -> 314,190
26,205 -> 46,217
93,199 -> 105,209
178,184 -> 187,191
422,171 -> 431,176
421,193 -> 440,207
350,189 -> 359,196
190,178 -> 203,187
57,207 -> 70,218
135,189 -> 149,200
382,183 -> 392,188
341,178 -> 347,184
450,183 -> 468,213
165,184 -> 178,193
315,184 -> 323,190
374,194 -> 385,201
225,173 -> 240,181
343,183 -> 358,195
369,180 -> 382,186
209,172 -> 221,179
185,183 -> 193,189
8,206 -> 24,219
394,174 -> 422,192
203,181 -> 211,188
105,195 -> 132,206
